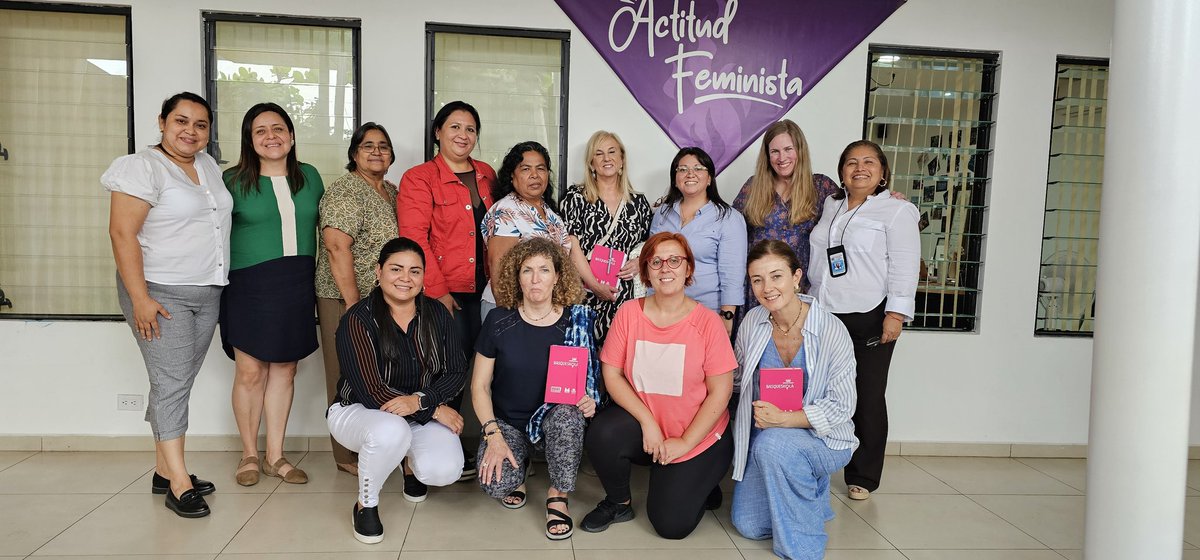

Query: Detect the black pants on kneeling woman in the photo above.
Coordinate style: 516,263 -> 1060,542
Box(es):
585,404 -> 732,539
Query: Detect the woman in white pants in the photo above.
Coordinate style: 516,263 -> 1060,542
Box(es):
328,237 -> 467,544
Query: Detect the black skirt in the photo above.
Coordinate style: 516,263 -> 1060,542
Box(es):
219,255 -> 318,362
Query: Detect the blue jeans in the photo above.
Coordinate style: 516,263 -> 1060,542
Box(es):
732,427 -> 853,560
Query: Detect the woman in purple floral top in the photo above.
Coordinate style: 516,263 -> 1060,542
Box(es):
733,120 -> 838,307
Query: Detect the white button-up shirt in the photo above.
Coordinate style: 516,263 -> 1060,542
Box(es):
807,191 -> 920,319
101,149 -> 232,286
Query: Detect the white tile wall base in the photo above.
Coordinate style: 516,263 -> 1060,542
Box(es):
0,435 -> 1098,457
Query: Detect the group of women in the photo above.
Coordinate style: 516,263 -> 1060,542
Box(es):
104,90 -> 918,559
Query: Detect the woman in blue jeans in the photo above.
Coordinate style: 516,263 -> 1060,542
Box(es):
731,240 -> 858,559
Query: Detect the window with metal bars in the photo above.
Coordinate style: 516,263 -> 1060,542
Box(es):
1035,58 -> 1107,336
203,13 -> 361,188
0,2 -> 132,318
426,24 -> 569,192
863,46 -> 998,332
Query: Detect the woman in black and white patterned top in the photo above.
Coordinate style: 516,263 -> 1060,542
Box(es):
560,131 -> 653,344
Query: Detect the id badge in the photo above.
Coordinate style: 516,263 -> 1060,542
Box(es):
827,245 -> 848,277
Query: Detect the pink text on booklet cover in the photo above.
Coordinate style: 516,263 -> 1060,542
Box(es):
590,245 -> 626,289
759,368 -> 804,412
545,345 -> 588,405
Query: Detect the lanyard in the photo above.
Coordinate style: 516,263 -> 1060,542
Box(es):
827,196 -> 869,247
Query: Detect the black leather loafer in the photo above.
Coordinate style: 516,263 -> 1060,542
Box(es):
152,472 -> 215,496
165,488 -> 211,518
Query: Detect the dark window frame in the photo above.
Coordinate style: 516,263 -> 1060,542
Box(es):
425,22 -> 571,196
202,11 -> 362,164
0,1 -> 133,321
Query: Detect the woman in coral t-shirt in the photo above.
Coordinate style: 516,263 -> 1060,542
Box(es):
580,232 -> 735,540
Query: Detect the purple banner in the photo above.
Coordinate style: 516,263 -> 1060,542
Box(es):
556,0 -> 905,171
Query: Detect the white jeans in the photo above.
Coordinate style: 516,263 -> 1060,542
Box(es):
327,402 -> 464,507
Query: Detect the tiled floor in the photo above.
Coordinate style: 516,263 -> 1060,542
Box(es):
2,450 -> 1200,559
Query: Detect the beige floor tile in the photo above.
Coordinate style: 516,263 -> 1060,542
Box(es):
900,551 -> 1066,559
906,457 -> 1081,495
33,493 -> 267,556
34,556 -> 216,560
970,494 -> 1084,549
400,552 -> 571,560
1185,550 -> 1200,559
1056,551 -> 1082,560
0,451 -> 37,472
0,451 -> 155,494
829,456 -> 958,495
402,480 -> 572,551
121,452 -> 290,495
815,552 -> 907,560
1185,497 -> 1200,546
223,492 -> 413,553
0,494 -> 108,555
843,494 -> 1045,549
1015,458 -> 1087,491
566,475 -> 735,550
577,550 -> 744,560
711,492 -> 893,551
219,552 -> 399,559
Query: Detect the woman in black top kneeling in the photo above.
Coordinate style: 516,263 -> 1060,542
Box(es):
472,237 -> 601,540
328,237 -> 467,544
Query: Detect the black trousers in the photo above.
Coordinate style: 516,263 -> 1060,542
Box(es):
585,404 -> 732,540
834,299 -> 896,492
446,290 -> 483,412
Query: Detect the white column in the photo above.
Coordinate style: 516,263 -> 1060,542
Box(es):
1084,0 -> 1200,557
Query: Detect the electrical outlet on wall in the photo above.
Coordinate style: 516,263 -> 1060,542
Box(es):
117,394 -> 144,411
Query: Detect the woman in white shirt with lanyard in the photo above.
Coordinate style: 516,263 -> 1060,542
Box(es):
807,140 -> 919,502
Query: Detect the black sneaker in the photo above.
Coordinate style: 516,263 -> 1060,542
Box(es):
352,503 -> 384,544
164,488 -> 210,518
580,498 -> 635,533
704,486 -> 723,510
403,472 -> 428,503
151,472 -> 215,496
458,455 -> 477,482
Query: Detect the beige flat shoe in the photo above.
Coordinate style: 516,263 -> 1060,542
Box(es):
264,457 -> 308,484
336,462 -> 359,476
235,455 -> 260,487
847,485 -> 870,501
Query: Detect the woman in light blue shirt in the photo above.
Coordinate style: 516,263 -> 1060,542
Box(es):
649,147 -> 747,336
731,239 -> 858,560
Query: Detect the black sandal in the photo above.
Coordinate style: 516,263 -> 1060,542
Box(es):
545,496 -> 573,540
502,486 -> 527,509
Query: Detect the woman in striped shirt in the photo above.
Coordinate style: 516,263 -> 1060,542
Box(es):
730,240 -> 858,560
327,237 -> 468,544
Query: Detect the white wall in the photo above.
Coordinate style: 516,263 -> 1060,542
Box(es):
1,0 -> 1140,445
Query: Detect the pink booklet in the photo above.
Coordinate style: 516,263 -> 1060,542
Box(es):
759,368 -> 804,411
590,245 -> 626,289
545,345 -> 588,404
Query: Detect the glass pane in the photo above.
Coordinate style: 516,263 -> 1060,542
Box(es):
212,21 -> 356,187
433,32 -> 564,182
0,8 -> 129,316
1036,61 -> 1107,335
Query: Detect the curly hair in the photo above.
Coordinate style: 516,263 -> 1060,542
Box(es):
492,237 -> 583,309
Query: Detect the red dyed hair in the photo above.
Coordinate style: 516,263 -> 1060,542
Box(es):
638,231 -> 696,288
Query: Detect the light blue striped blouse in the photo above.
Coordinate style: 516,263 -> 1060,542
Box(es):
731,294 -> 859,481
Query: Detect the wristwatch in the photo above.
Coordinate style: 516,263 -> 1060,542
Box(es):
414,392 -> 429,411
719,309 -> 735,320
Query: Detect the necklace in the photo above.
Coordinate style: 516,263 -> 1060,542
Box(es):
521,304 -> 557,323
156,144 -> 195,164
769,302 -> 805,335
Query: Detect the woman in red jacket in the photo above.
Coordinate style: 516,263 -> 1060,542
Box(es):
398,100 -> 496,478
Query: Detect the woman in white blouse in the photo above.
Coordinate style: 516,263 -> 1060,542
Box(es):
807,140 -> 919,502
103,92 -> 233,519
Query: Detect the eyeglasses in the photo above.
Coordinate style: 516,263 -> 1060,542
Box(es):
675,165 -> 708,175
648,255 -> 685,270
359,143 -> 392,154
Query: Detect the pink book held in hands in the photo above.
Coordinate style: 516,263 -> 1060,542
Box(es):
590,245 -> 626,289
545,345 -> 588,405
759,368 -> 804,412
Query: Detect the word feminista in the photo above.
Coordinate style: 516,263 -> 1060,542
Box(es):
607,0 -> 804,113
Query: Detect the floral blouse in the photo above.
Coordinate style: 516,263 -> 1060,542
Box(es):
732,173 -> 839,295
480,192 -> 571,250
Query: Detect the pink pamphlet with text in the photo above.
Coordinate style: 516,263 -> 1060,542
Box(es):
759,368 -> 804,412
590,245 -> 626,289
545,345 -> 588,405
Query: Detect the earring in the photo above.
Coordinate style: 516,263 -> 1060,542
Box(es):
590,168 -> 596,178
374,278 -> 380,287
879,179 -> 888,188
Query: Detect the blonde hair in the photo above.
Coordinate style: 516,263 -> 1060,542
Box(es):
579,130 -> 636,205
742,120 -> 817,227
492,237 -> 584,309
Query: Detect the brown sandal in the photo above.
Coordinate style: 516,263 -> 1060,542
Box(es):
235,455 -> 260,487
263,457 -> 308,484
